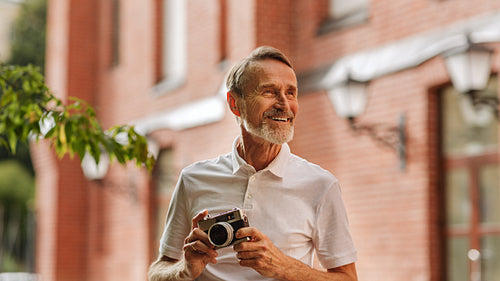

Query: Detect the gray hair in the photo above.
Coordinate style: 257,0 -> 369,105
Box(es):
226,46 -> 293,98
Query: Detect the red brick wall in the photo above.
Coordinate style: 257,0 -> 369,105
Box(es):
36,0 -> 500,280
38,0 -> 98,279
292,0 -> 500,71
256,0 -> 294,56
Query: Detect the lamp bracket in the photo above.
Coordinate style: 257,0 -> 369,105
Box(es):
467,90 -> 499,118
348,113 -> 406,170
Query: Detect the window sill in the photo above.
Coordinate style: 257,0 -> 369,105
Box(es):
151,75 -> 186,97
317,10 -> 369,35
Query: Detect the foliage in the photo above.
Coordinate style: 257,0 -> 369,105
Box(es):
0,160 -> 34,272
0,140 -> 33,175
0,0 -> 46,272
0,0 -> 45,173
6,0 -> 47,71
0,160 -> 34,209
0,64 -> 155,171
1,252 -> 26,272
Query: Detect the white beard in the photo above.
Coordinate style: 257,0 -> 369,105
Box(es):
242,114 -> 294,145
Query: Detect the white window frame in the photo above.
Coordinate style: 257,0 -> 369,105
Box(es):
319,0 -> 369,33
329,0 -> 368,20
153,0 -> 187,95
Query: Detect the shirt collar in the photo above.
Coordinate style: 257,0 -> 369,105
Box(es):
231,137 -> 290,178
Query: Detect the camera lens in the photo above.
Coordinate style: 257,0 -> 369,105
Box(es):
208,222 -> 234,247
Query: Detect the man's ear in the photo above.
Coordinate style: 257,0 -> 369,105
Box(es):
227,91 -> 241,117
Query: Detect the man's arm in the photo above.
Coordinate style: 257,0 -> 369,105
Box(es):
148,255 -> 189,281
279,260 -> 357,281
327,263 -> 357,280
234,227 -> 357,281
148,210 -> 218,281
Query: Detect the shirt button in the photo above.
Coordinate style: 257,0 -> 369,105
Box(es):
249,175 -> 256,181
247,194 -> 252,199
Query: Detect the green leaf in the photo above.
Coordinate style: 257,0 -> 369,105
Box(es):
8,133 -> 17,154
0,64 -> 156,172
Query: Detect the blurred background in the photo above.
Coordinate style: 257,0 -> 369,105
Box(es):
0,0 -> 44,277
1,0 -> 500,280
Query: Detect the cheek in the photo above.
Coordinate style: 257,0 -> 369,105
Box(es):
291,102 -> 299,116
245,98 -> 266,115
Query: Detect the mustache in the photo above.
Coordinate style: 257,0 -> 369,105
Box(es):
263,109 -> 295,119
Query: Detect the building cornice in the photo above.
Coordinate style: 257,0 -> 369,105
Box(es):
299,11 -> 500,92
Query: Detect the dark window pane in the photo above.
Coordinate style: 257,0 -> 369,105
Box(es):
446,169 -> 471,228
481,235 -> 500,281
447,237 -> 469,281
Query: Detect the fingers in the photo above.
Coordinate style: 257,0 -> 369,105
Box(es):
235,227 -> 262,242
233,227 -> 270,254
186,227 -> 212,246
185,213 -> 217,264
192,209 -> 208,230
237,252 -> 273,270
233,229 -> 283,279
236,249 -> 265,261
184,239 -> 218,264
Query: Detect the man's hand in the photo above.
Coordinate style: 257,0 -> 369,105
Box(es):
180,210 -> 218,279
148,210 -> 218,281
233,227 -> 289,279
233,227 -> 358,281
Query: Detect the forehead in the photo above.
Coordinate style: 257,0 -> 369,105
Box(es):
249,59 -> 297,89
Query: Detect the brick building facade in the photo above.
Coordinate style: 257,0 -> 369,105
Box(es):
31,0 -> 500,280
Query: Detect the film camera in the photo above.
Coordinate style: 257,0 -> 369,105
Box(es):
198,208 -> 250,249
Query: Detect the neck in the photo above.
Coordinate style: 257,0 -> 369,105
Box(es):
237,131 -> 282,171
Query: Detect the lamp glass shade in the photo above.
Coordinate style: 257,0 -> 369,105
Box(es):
444,46 -> 493,93
81,152 -> 110,180
328,80 -> 368,118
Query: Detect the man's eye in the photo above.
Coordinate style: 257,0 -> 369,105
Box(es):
263,90 -> 274,96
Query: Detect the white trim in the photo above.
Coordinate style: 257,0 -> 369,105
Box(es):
151,75 -> 186,96
0,0 -> 24,3
320,11 -> 500,88
134,97 -> 225,133
0,273 -> 40,281
159,0 -> 187,90
329,0 -> 369,19
135,81 -> 228,134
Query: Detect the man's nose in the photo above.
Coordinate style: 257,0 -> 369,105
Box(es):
275,91 -> 290,111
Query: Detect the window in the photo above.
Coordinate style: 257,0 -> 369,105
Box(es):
218,0 -> 228,64
154,0 -> 187,93
110,0 -> 120,66
441,76 -> 500,281
318,0 -> 369,33
151,148 -> 177,254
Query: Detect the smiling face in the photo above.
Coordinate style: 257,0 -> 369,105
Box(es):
236,59 -> 299,145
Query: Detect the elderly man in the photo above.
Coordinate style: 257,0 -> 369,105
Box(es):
148,46 -> 358,281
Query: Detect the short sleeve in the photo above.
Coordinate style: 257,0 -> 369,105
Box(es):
313,181 -> 358,269
158,171 -> 191,260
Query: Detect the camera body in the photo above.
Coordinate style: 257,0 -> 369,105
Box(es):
198,208 -> 250,249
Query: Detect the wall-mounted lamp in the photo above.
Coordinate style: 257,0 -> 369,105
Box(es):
81,152 -> 110,180
328,77 -> 407,170
442,38 -> 497,117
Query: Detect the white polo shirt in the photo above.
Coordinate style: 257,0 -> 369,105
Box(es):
159,139 -> 357,281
